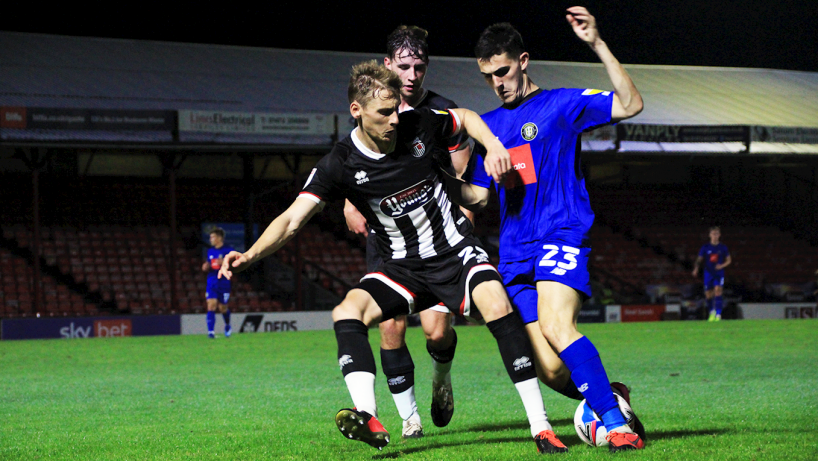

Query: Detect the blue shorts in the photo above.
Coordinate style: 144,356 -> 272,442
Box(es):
498,242 -> 592,324
206,278 -> 232,305
703,272 -> 724,291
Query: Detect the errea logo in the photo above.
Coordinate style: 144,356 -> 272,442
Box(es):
388,376 -> 406,386
513,356 -> 532,371
355,170 -> 369,185
339,354 -> 354,369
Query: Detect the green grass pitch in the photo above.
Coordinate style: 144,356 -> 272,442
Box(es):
1,319 -> 816,460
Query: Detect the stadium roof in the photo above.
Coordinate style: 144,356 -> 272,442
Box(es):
1,31 -> 817,151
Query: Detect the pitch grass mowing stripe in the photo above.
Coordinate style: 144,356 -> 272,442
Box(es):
1,319 -> 816,460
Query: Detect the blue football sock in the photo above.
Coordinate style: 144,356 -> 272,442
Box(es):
559,336 -> 626,429
206,310 -> 215,332
222,309 -> 231,326
707,298 -> 715,315
714,296 -> 723,316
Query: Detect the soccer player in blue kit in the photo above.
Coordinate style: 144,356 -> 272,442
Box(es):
202,227 -> 234,338
460,7 -> 646,452
692,226 -> 731,321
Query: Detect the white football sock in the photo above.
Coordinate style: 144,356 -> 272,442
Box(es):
391,386 -> 420,421
515,377 -> 552,437
344,371 -> 377,418
431,358 -> 453,385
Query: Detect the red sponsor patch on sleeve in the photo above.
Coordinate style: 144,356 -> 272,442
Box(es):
503,144 -> 538,188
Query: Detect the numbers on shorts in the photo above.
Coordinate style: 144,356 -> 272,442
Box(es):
538,245 -> 580,275
458,245 -> 489,266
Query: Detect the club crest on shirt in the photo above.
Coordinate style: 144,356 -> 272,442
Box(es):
521,122 -> 538,141
411,137 -> 426,158
380,178 -> 435,217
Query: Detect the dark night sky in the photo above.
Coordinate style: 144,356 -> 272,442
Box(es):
3,1 -> 817,71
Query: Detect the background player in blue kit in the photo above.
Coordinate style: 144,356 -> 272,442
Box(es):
692,226 -> 731,321
457,7 -> 646,452
202,227 -> 234,338
343,25 -> 472,439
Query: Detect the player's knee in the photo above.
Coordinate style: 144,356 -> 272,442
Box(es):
332,299 -> 364,323
539,322 -> 573,351
424,326 -> 451,348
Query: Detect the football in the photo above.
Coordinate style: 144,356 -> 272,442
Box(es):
573,394 -> 635,447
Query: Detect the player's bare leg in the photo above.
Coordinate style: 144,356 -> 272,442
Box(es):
524,323 -> 574,392
332,289 -> 391,449
471,280 -> 567,453
420,309 -> 457,428
378,316 -> 423,438
537,281 -> 644,451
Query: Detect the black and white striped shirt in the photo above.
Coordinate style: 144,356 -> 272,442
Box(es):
300,107 -> 473,263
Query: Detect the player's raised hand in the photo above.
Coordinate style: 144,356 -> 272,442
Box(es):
566,6 -> 600,45
484,142 -> 512,184
218,250 -> 249,280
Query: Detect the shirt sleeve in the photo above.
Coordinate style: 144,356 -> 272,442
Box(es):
465,149 -> 492,189
698,245 -> 706,257
441,102 -> 469,153
420,107 -> 462,140
299,150 -> 344,205
561,88 -> 614,133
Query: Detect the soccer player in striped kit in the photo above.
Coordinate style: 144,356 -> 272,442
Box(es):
220,60 -> 569,454
343,25 -> 471,439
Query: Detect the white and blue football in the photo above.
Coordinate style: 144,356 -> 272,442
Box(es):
573,394 -> 634,447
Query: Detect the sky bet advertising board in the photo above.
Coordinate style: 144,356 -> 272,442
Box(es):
1,316 -> 180,340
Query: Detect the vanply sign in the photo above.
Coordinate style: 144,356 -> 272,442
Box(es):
1,316 -> 179,340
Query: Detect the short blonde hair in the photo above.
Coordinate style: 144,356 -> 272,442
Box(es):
348,60 -> 401,107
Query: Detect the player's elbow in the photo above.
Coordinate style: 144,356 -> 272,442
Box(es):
626,95 -> 644,117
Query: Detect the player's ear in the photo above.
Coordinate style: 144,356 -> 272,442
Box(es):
519,52 -> 530,71
384,56 -> 392,68
350,101 -> 362,121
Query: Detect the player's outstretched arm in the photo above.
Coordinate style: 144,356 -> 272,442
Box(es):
441,171 -> 490,212
566,6 -> 643,122
691,255 -> 703,277
343,199 -> 369,236
219,196 -> 322,280
716,255 -> 732,271
450,108 -> 511,183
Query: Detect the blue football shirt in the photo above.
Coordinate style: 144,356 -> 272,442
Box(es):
470,88 -> 613,262
698,243 -> 729,275
207,245 -> 235,280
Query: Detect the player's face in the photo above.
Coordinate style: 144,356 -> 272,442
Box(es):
352,93 -> 400,147
710,229 -> 720,243
478,52 -> 529,105
385,50 -> 428,101
210,233 -> 223,248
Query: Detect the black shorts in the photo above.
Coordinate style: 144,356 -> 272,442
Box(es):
355,238 -> 502,322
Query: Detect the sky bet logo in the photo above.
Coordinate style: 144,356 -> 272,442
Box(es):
60,320 -> 132,338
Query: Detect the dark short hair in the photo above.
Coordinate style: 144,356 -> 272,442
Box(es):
709,226 -> 721,232
210,227 -> 225,239
386,25 -> 429,63
348,60 -> 402,106
474,22 -> 526,61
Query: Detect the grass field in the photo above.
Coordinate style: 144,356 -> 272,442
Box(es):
1,319 -> 817,460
